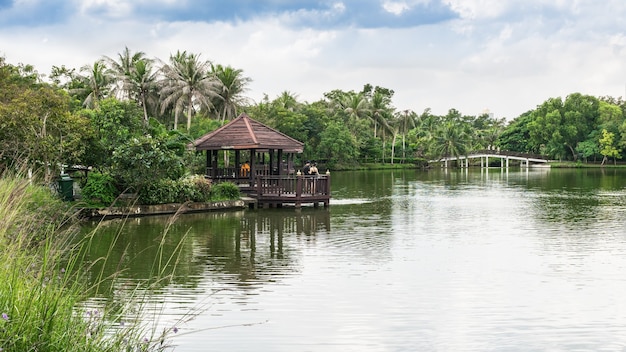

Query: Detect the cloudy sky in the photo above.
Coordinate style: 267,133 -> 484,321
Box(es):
1,0 -> 626,119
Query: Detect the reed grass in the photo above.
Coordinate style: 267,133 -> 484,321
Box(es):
0,174 -> 187,351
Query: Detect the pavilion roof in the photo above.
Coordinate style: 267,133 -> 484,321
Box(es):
190,113 -> 304,153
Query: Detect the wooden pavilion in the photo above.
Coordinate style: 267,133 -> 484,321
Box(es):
190,113 -> 330,208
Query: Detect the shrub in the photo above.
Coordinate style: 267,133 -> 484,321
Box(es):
137,175 -> 213,205
81,172 -> 117,205
211,182 -> 240,200
138,179 -> 177,205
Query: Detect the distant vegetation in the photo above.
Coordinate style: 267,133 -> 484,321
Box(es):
2,48 -> 626,202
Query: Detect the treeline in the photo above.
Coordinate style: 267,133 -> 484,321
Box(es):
498,93 -> 626,164
2,48 -> 624,192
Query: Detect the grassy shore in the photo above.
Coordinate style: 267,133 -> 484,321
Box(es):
0,175 -> 180,351
548,161 -> 626,168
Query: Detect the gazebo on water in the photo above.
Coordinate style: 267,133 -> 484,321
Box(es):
190,113 -> 330,208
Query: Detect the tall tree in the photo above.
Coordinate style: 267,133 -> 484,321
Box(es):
528,94 -> 598,160
159,51 -> 220,130
274,91 -> 300,111
397,109 -> 416,162
343,92 -> 370,122
128,58 -> 159,124
599,129 -> 621,165
431,112 -> 471,162
73,60 -> 112,108
211,64 -> 251,122
104,47 -> 147,101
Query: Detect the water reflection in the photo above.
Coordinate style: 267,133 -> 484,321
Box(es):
80,208 -> 331,302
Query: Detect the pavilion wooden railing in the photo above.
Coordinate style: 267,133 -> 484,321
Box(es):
206,166 -> 298,182
255,174 -> 331,198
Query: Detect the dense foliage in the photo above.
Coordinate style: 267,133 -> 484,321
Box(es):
2,49 -> 626,206
498,94 -> 626,162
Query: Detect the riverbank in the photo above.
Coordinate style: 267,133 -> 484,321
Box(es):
549,161 -> 626,168
82,198 -> 254,219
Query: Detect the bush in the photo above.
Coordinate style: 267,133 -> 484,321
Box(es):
81,172 -> 117,205
137,175 -> 214,205
211,182 -> 240,200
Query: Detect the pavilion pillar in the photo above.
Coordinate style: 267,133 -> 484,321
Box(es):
211,150 -> 218,178
249,149 -> 256,183
277,149 -> 284,176
269,149 -> 275,175
205,151 -> 210,176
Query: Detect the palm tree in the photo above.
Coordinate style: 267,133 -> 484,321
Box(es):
397,109 -> 416,162
378,110 -> 395,163
211,64 -> 251,122
274,91 -> 300,111
73,60 -> 112,108
128,59 -> 159,124
104,47 -> 147,100
342,92 -> 370,121
370,91 -> 390,138
159,51 -> 221,131
432,121 -> 471,164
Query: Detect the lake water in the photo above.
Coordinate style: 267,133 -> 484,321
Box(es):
80,168 -> 626,351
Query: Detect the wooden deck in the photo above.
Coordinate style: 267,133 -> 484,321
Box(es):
245,174 -> 331,208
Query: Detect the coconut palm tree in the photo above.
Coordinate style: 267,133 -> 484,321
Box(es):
342,92 -> 370,122
159,51 -> 221,131
274,91 -> 300,111
211,64 -> 251,122
432,120 -> 471,163
370,91 -> 391,138
104,47 -> 147,101
127,58 -> 159,124
397,109 -> 417,162
73,60 -> 112,108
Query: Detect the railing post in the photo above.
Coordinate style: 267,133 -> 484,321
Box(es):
295,171 -> 303,208
325,170 -> 331,207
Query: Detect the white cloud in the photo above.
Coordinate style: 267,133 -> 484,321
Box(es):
2,0 -> 626,120
78,0 -> 133,18
382,1 -> 411,16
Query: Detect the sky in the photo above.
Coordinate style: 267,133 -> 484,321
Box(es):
1,0 -> 626,120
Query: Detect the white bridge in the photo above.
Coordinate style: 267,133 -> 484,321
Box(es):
431,150 -> 550,168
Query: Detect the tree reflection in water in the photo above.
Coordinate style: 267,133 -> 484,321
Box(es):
79,208 -> 331,303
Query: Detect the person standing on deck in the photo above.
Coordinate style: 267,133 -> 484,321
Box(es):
302,160 -> 311,175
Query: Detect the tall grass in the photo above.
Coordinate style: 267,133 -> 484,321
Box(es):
0,175 -> 186,351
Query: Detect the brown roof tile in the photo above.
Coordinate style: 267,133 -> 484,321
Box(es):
191,113 -> 304,153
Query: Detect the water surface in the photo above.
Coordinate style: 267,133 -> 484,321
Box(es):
81,168 -> 626,351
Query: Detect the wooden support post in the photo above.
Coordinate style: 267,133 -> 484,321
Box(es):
211,150 -> 218,178
249,149 -> 256,183
295,172 -> 303,208
235,150 -> 241,177
277,149 -> 283,176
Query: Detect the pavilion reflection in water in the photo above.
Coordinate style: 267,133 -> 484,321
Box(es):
237,209 -> 331,259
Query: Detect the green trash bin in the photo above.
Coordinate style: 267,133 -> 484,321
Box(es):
58,174 -> 74,201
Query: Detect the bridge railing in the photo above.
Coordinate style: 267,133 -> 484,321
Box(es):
470,149 -> 548,160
